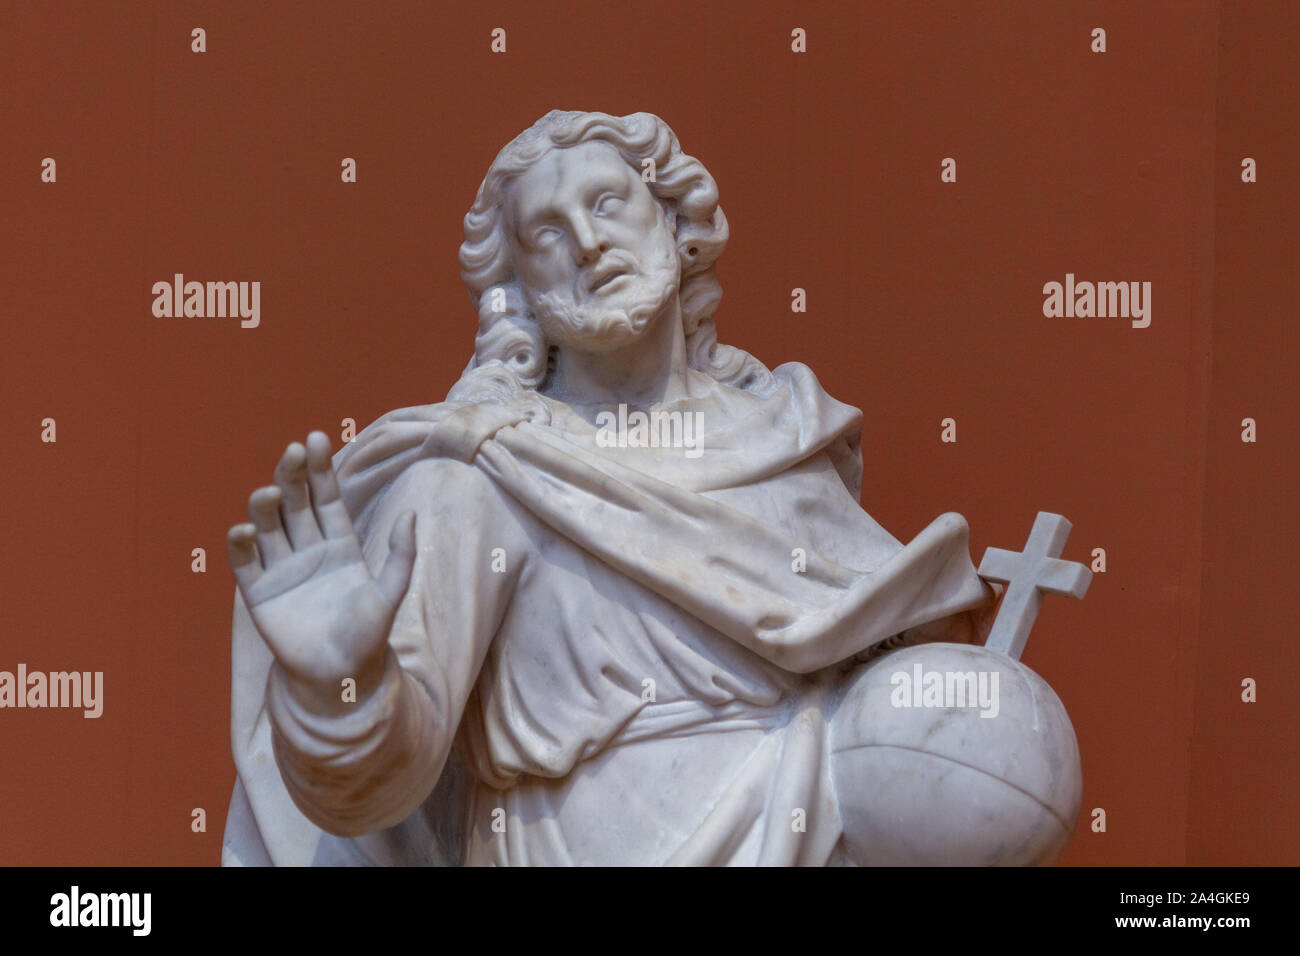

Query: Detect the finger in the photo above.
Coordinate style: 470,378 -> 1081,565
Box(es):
274,441 -> 322,548
248,485 -> 292,563
305,430 -> 353,539
376,511 -> 418,608
226,523 -> 264,590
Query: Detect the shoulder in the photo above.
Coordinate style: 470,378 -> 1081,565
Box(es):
768,362 -> 865,498
334,397 -> 530,520
343,401 -> 538,549
769,361 -> 860,415
380,454 -> 500,510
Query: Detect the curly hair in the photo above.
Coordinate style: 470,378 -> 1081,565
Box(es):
449,110 -> 773,408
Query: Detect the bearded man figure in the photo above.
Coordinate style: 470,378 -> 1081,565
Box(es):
221,110 -> 1079,867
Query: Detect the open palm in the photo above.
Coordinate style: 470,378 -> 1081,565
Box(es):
226,431 -> 416,702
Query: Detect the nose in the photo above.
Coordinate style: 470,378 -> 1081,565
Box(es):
568,208 -> 609,265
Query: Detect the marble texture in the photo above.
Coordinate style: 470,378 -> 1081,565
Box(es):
221,110 -> 1089,866
979,512 -> 1092,660
831,643 -> 1082,866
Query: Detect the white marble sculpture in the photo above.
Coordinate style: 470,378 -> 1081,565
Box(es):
222,110 -> 1090,866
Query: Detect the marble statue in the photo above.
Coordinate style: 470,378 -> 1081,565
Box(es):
221,110 -> 1090,866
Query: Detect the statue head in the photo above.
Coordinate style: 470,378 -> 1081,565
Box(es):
452,110 -> 772,404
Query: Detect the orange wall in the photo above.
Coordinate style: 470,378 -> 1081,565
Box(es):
1,0 -> 1294,864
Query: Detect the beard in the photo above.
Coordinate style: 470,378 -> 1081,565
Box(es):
528,226 -> 682,352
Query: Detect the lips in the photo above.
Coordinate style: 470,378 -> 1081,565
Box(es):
587,262 -> 632,292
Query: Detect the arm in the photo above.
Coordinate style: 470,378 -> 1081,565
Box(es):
896,579 -> 1004,647
853,578 -> 1004,664
264,643 -> 444,836
228,434 -> 522,837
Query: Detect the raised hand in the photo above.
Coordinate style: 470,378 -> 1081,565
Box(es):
226,431 -> 417,713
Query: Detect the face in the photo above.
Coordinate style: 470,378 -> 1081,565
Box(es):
505,140 -> 681,352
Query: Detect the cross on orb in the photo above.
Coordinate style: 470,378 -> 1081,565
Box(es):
977,512 -> 1092,661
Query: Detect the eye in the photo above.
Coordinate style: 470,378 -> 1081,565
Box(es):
593,192 -> 623,216
531,225 -> 561,247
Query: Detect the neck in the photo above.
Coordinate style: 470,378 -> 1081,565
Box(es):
545,295 -> 691,415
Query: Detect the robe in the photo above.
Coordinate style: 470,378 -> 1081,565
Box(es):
221,362 -> 994,866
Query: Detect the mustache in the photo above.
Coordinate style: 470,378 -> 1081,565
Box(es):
579,251 -> 640,293
532,264 -> 679,346
580,236 -> 681,294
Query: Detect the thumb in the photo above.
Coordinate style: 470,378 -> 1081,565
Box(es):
376,511 -> 418,607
